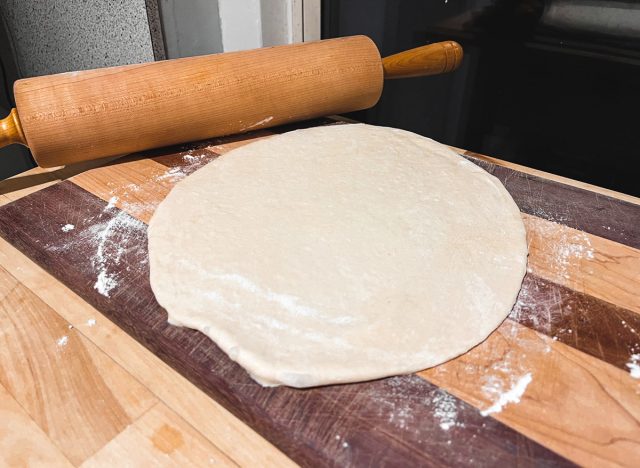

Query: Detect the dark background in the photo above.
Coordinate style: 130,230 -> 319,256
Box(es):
322,0 -> 640,197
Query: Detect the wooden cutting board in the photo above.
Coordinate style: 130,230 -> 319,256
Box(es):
0,119 -> 638,467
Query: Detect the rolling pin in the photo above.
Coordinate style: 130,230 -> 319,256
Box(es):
0,36 -> 462,168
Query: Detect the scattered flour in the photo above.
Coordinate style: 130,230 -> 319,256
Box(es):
84,149 -> 213,298
92,211 -> 132,297
528,217 -> 595,280
365,376 -> 422,431
156,166 -> 186,181
365,376 -> 466,434
334,434 -> 349,448
57,335 -> 69,347
432,390 -> 459,430
510,217 -> 596,340
86,318 -> 97,327
621,320 -> 638,335
106,196 -> 118,209
182,151 -> 208,164
481,373 -> 532,416
61,224 -> 75,232
95,270 -> 118,297
626,354 -> 640,379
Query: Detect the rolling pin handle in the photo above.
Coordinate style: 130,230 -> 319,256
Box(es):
382,41 -> 463,79
0,108 -> 27,149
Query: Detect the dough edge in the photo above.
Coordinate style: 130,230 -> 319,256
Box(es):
148,124 -> 528,388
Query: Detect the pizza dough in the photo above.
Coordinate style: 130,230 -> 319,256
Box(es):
148,124 -> 527,388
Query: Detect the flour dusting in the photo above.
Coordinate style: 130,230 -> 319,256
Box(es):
156,166 -> 186,181
364,376 -> 466,434
529,217 -> 594,281
106,196 -> 118,209
61,223 -> 75,232
91,211 -> 135,296
626,354 -> 640,379
86,318 -> 97,327
57,335 -> 69,347
481,372 -> 532,416
432,389 -> 459,430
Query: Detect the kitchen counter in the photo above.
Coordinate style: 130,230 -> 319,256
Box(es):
0,120 -> 638,466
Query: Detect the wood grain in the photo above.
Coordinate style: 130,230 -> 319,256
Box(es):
70,157 -> 176,224
0,108 -> 26,147
0,382 -> 73,467
0,263 -> 156,465
0,236 -> 296,467
81,403 -> 236,467
1,119 -> 639,466
382,41 -> 463,79
512,274 -> 640,372
0,182 -> 570,466
453,147 -> 640,206
467,155 -> 640,249
13,36 -> 383,167
524,214 -> 640,315
420,320 -> 640,467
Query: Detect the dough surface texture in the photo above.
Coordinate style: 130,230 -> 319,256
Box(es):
148,124 -> 527,388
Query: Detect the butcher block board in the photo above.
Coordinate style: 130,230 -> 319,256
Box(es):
0,119 -> 639,467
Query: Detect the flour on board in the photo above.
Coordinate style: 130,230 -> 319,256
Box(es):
481,372 -> 532,416
432,390 -> 460,430
39,149 -> 217,314
92,211 -> 132,297
626,354 -> 640,379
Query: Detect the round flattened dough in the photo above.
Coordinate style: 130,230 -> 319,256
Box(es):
148,124 -> 527,388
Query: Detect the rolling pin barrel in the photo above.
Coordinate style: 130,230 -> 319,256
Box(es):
1,36 -> 462,168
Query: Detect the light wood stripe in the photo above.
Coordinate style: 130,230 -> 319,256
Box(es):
71,158 -> 174,224
0,264 -> 157,465
0,382 -> 73,467
420,319 -> 640,467
81,403 -> 236,467
0,236 -> 296,468
524,214 -> 640,315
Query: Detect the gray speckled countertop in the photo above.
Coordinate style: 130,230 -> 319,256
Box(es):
1,0 -> 155,77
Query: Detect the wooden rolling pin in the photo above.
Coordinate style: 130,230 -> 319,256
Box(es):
0,36 -> 462,168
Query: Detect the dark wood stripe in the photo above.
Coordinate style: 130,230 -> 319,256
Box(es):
512,274 -> 640,372
0,181 -> 572,467
466,156 -> 640,250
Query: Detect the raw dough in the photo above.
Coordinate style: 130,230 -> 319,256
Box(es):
148,124 -> 527,388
